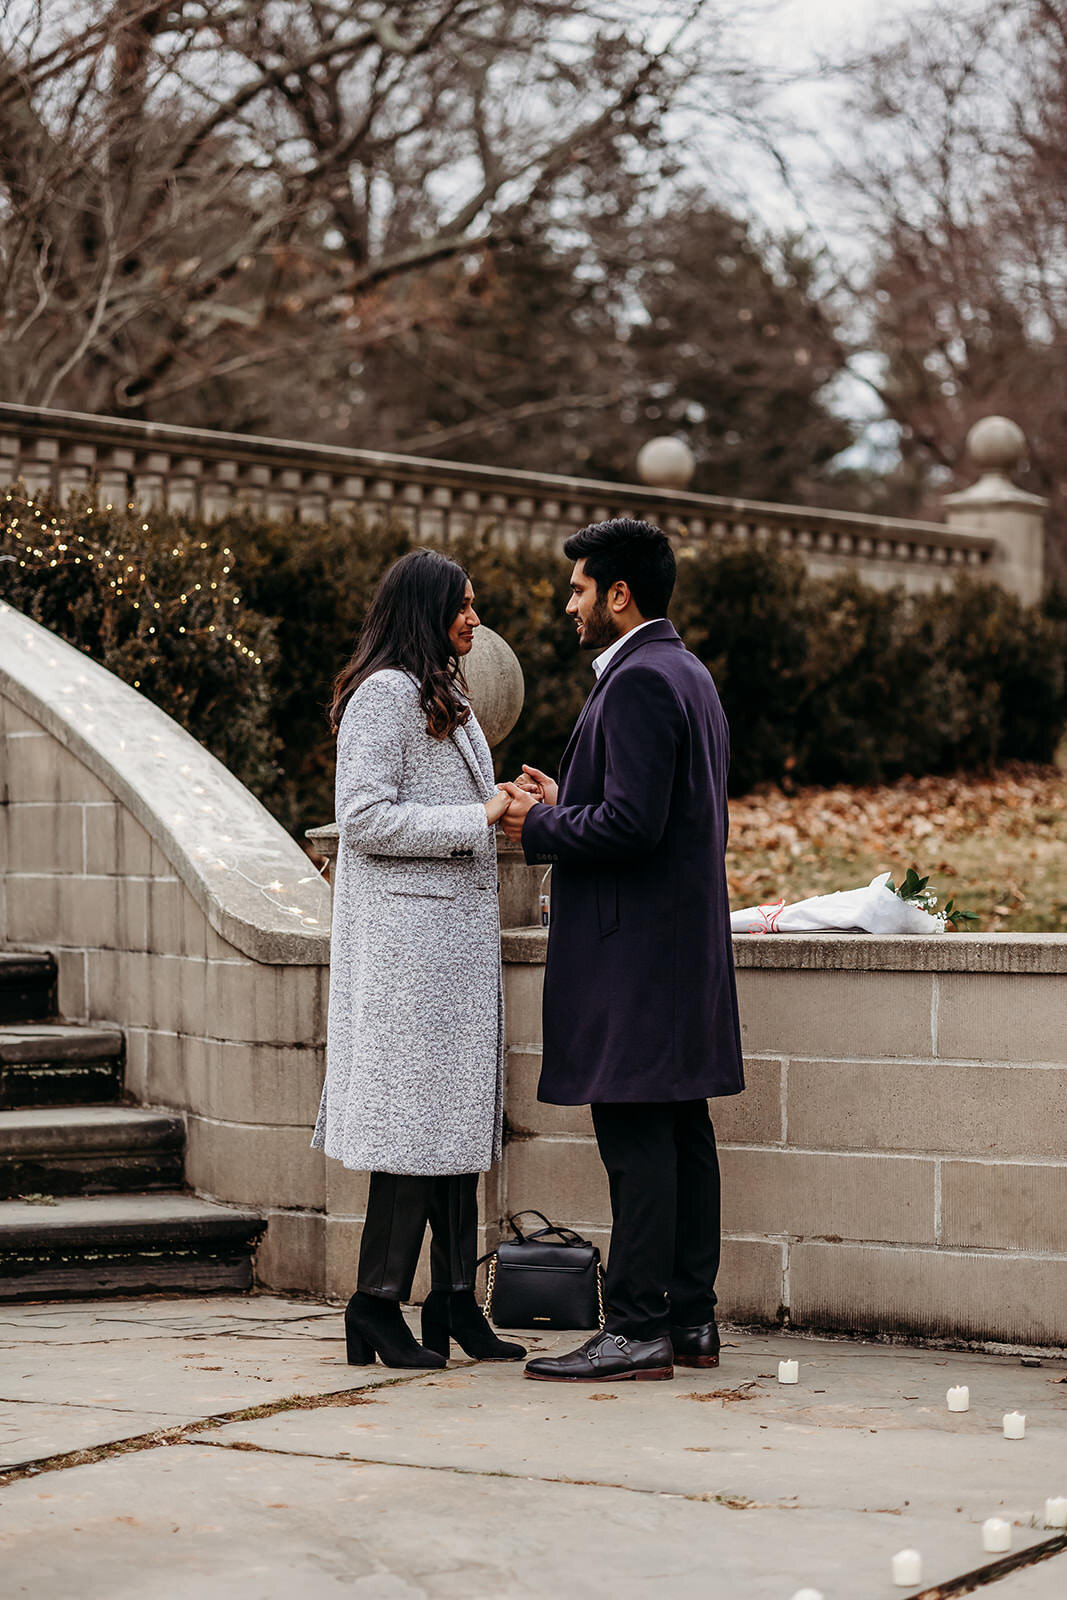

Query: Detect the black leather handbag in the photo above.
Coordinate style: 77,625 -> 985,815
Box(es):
483,1211 -> 604,1331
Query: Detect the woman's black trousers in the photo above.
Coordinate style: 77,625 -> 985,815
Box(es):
356,1171 -> 479,1300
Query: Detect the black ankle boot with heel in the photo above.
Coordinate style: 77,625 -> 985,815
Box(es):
345,1291 -> 446,1368
421,1288 -> 526,1361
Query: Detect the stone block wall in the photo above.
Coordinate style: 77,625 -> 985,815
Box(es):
501,929 -> 1067,1351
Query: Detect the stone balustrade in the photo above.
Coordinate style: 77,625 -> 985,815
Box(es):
1,399 -> 1043,599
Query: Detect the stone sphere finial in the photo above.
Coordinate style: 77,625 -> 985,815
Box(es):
464,623 -> 524,747
636,436 -> 696,490
966,415 -> 1026,478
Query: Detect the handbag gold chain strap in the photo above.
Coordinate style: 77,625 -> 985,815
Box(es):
484,1251 -> 605,1329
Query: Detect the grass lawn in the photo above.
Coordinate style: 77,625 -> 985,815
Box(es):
726,762 -> 1067,934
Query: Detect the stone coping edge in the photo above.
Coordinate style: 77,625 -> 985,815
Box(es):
501,925 -> 1067,973
0,604 -> 330,965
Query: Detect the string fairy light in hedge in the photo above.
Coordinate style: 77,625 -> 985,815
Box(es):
0,484 -> 265,668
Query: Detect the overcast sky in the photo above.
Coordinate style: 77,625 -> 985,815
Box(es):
702,0 -> 932,232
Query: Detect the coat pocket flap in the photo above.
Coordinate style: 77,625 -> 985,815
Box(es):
382,876 -> 458,899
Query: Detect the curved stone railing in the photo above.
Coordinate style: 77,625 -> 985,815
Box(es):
0,399 -> 1019,598
0,604 -> 330,963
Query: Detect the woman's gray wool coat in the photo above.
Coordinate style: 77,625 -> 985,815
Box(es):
312,668 -> 504,1176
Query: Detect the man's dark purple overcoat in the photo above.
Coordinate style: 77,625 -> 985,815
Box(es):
521,618 -> 744,1106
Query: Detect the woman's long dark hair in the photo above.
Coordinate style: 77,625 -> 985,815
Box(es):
329,549 -> 472,738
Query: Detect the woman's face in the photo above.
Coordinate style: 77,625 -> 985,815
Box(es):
447,581 -> 480,656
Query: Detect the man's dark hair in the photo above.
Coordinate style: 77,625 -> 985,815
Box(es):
563,517 -> 676,618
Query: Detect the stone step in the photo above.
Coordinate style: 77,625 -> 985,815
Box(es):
0,1191 -> 266,1301
0,1106 -> 184,1198
0,952 -> 57,1025
0,1023 -> 125,1108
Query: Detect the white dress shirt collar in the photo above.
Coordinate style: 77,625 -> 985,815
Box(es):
591,617 -> 658,678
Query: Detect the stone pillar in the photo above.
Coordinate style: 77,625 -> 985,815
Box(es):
235,464 -> 270,515
267,469 -> 301,521
0,434 -> 19,484
299,472 -> 332,523
496,833 -> 546,929
943,417 -> 1046,604
201,459 -> 237,520
133,452 -> 170,509
23,438 -> 57,499
329,475 -> 365,520
168,457 -> 203,514
58,445 -> 96,502
97,448 -> 134,508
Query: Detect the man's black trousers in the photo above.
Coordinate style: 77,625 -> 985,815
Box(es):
591,1099 -> 721,1340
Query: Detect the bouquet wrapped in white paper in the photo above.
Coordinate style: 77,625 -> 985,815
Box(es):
730,871 -> 944,935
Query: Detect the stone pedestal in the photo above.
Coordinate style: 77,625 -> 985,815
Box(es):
944,416 -> 1046,604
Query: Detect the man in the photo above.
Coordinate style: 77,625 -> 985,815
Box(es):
500,517 -> 743,1383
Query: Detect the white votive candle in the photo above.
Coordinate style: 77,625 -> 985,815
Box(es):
791,1590 -> 824,1600
778,1359 -> 799,1384
1003,1411 -> 1026,1439
982,1518 -> 1012,1553
891,1549 -> 922,1586
946,1385 -> 970,1411
1045,1496 -> 1067,1529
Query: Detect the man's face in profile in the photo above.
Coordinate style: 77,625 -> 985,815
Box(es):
566,560 -> 622,651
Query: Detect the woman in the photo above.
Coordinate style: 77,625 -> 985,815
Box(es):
312,549 -> 524,1370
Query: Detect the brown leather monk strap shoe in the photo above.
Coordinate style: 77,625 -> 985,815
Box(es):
524,1330 -> 674,1382
670,1318 -> 720,1368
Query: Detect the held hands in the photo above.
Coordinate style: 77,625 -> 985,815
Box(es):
517,765 -> 558,806
483,763 -> 558,839
497,782 -> 541,841
484,789 -> 512,825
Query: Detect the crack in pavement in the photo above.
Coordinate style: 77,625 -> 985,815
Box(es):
1,1395 -> 179,1416
190,1433 -> 816,1511
0,1371 -> 428,1486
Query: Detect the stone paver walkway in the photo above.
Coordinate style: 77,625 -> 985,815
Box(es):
1,1296 -> 1066,1598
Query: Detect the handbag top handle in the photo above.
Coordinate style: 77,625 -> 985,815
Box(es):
507,1210 -> 587,1246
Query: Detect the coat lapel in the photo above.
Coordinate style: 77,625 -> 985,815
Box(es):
559,619 -> 681,778
451,719 -> 495,799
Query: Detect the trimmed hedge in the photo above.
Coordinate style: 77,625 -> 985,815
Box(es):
3,490 -> 1065,837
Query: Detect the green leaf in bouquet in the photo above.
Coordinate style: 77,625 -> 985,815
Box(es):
899,867 -> 930,901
